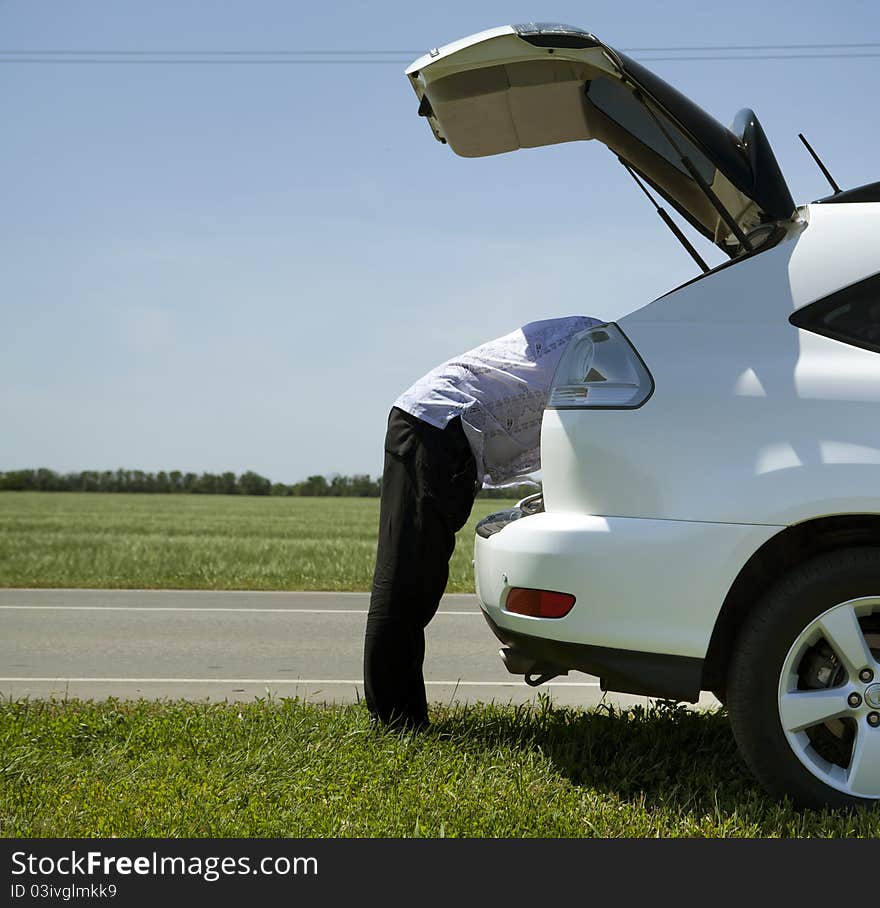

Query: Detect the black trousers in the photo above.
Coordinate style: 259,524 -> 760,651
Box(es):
364,406 -> 478,728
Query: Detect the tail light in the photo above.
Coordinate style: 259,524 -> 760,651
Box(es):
548,323 -> 653,409
504,588 -> 576,618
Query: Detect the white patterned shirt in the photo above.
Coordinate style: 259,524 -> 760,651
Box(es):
394,316 -> 601,487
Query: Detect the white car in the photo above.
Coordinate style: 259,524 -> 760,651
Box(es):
406,23 -> 880,809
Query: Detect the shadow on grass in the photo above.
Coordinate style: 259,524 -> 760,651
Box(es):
430,697 -> 774,818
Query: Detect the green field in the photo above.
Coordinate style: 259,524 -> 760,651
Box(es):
3,697 -> 879,837
0,492 -> 515,592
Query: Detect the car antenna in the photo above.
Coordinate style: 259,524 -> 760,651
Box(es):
618,157 -> 710,274
798,133 -> 842,195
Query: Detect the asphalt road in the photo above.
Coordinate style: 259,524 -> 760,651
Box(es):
0,588 -> 719,709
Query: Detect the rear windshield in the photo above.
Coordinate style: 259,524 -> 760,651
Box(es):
587,76 -> 715,185
583,74 -> 732,250
790,272 -> 880,354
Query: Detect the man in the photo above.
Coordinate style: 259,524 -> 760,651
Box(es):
364,315 -> 601,731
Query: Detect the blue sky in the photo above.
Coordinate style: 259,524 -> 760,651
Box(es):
2,1 -> 879,482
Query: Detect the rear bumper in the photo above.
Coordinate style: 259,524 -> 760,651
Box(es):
474,509 -> 782,696
484,611 -> 704,701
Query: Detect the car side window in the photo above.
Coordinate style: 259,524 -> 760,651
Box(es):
790,271 -> 880,354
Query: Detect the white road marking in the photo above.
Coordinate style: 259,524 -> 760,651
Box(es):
0,588 -> 392,595
0,606 -> 478,615
0,676 -> 601,687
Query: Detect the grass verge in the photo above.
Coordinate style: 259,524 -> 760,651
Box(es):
2,697 -> 878,837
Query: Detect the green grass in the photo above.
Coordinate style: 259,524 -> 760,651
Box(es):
0,492 -> 515,592
2,697 -> 878,837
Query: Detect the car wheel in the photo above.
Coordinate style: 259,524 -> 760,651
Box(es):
727,547 -> 880,809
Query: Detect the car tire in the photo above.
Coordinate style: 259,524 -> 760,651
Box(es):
726,547 -> 880,809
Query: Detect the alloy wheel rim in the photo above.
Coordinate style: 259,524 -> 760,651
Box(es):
777,596 -> 880,799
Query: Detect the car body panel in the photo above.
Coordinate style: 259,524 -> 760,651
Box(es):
474,511 -> 781,659
540,202 -> 880,525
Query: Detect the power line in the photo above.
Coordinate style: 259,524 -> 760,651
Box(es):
623,42 -> 880,50
1,41 -> 879,54
2,52 -> 880,64
631,52 -> 880,61
0,49 -> 426,55
1,41 -> 879,64
0,58 -> 415,64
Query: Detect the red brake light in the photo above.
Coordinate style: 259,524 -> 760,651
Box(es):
504,588 -> 576,618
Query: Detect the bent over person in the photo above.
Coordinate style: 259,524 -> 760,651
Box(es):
364,315 -> 601,730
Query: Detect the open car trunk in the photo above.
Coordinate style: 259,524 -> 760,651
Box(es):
407,23 -> 796,257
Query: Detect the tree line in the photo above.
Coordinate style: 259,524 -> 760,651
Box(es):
0,468 -> 539,499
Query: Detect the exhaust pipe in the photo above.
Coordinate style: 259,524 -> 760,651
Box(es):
499,647 -> 569,686
499,646 -> 535,675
